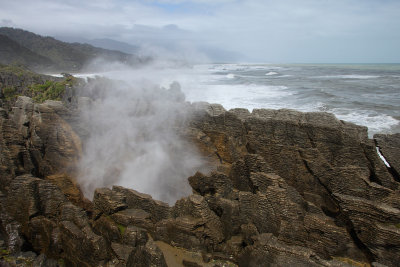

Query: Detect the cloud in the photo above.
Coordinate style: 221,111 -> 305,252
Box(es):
0,19 -> 14,27
1,0 -> 399,62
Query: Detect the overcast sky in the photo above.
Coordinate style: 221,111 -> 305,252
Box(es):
1,0 -> 399,63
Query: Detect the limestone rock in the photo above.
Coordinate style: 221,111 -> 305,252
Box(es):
59,221 -> 108,266
113,186 -> 171,222
92,215 -> 122,243
93,187 -> 127,215
126,239 -> 167,267
237,233 -> 353,267
111,242 -> 134,263
122,226 -> 148,247
111,208 -> 153,230
1,93 -> 400,267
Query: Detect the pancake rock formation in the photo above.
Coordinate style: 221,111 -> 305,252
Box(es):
0,94 -> 399,267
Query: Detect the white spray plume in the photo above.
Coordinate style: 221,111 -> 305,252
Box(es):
76,60 -> 209,205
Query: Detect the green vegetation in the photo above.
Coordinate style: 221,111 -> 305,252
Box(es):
30,76 -> 76,103
58,258 -> 66,266
0,249 -> 9,255
0,64 -> 37,77
0,63 -> 80,105
396,223 -> 400,229
118,224 -> 126,236
2,86 -> 17,99
0,249 -> 12,265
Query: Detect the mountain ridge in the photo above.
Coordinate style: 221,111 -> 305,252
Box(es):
0,27 -> 144,72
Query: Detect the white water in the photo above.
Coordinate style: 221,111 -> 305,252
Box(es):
52,63 -> 400,137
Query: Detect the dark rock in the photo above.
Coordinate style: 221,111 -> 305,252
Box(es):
59,221 -> 108,266
111,208 -> 153,230
45,173 -> 92,211
122,226 -> 148,247
238,233 -> 347,267
92,215 -> 122,243
189,104 -> 248,165
0,96 -> 82,192
155,216 -> 205,250
112,186 -> 171,222
188,171 -> 233,198
126,239 -> 167,267
28,216 -> 57,256
172,195 -> 224,249
182,259 -> 202,267
334,193 -> 400,266
111,242 -> 134,262
93,187 -> 127,215
32,254 -> 59,267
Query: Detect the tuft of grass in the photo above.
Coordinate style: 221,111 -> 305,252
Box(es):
58,258 -> 65,266
0,249 -> 10,255
118,224 -> 126,236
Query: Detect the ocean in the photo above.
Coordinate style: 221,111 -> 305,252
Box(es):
58,63 -> 400,138
178,63 -> 400,137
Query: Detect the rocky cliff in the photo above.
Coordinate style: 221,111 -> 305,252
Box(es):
0,79 -> 399,266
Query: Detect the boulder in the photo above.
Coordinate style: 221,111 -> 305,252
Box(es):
112,186 -> 171,222
126,239 -> 167,267
111,208 -> 153,230
93,187 -> 127,215
59,221 -> 108,266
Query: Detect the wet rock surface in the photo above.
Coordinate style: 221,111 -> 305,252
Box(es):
0,96 -> 399,266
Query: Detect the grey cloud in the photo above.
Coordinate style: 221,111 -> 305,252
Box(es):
0,19 -> 14,27
1,0 -> 399,62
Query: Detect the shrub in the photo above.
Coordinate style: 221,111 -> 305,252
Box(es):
30,78 -> 75,103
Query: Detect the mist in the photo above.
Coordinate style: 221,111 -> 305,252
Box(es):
76,61 -> 208,205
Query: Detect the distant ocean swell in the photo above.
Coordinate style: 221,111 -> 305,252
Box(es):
181,64 -> 400,137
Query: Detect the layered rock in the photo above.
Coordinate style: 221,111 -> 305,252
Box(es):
0,95 -> 399,266
183,105 -> 400,266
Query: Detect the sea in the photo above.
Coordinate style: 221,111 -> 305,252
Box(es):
60,63 -> 400,138
176,63 -> 400,137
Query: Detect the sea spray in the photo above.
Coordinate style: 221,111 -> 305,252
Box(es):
76,74 -> 206,205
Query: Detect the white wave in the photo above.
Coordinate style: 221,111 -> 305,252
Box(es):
226,73 -> 235,79
210,64 -> 248,72
184,83 -> 292,111
315,75 -> 380,79
332,109 -> 399,136
205,64 -> 285,73
46,73 -> 64,77
265,71 -> 278,76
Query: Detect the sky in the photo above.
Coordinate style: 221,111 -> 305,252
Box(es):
0,0 -> 399,63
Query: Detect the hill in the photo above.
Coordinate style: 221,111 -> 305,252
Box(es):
0,34 -> 54,69
0,27 -> 143,72
86,38 -> 139,54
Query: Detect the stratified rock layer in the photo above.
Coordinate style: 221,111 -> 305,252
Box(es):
0,96 -> 399,266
